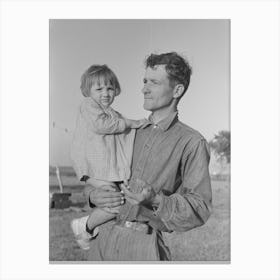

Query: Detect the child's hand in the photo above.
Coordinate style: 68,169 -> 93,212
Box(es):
137,118 -> 148,127
125,119 -> 147,129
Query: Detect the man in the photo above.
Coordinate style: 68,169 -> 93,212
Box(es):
84,52 -> 212,261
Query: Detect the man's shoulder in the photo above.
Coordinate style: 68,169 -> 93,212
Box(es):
174,121 -> 210,156
175,120 -> 207,145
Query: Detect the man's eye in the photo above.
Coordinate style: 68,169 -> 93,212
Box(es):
96,88 -> 102,91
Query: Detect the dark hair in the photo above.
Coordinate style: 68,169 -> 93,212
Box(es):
145,52 -> 192,94
80,64 -> 121,97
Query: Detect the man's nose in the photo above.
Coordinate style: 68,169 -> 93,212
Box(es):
142,85 -> 150,94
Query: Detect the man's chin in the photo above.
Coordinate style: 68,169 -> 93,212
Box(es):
143,103 -> 152,111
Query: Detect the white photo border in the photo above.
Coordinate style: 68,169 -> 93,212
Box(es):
0,0 -> 279,280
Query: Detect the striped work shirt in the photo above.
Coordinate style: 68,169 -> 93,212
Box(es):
87,111 -> 213,261
118,111 -> 212,232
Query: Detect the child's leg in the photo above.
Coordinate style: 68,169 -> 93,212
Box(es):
71,179 -> 123,250
86,207 -> 116,232
86,180 -> 123,231
84,179 -> 122,231
71,205 -> 119,251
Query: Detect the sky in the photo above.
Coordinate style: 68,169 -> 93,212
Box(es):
50,19 -> 230,166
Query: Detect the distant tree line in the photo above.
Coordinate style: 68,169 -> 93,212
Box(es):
49,165 -> 76,176
209,130 -> 230,164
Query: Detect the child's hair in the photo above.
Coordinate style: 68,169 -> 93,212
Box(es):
80,64 -> 121,97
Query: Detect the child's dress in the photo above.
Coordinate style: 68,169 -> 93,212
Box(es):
71,97 -> 135,183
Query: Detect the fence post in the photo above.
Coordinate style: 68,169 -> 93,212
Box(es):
55,166 -> 63,193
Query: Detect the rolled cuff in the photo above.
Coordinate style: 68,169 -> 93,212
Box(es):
153,194 -> 174,223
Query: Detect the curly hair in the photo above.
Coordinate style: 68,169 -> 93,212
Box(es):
80,64 -> 121,97
145,52 -> 192,94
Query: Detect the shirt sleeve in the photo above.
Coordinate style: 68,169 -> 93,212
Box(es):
143,138 -> 212,233
81,99 -> 127,135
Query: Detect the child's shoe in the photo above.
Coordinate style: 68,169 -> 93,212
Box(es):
71,216 -> 97,250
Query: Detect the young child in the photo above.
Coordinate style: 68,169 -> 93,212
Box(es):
70,64 -> 146,250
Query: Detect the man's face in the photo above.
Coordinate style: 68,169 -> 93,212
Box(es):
142,65 -> 175,112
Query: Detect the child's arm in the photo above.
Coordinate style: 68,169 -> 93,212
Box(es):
124,118 -> 147,129
81,99 -> 147,134
81,100 -> 127,134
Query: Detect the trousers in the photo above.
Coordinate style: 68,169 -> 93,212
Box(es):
87,220 -> 171,261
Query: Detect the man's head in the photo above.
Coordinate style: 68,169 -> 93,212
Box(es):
142,52 -> 192,113
146,52 -> 192,95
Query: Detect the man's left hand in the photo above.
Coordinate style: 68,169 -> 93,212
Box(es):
120,183 -> 156,206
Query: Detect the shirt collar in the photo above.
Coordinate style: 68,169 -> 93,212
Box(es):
142,111 -> 178,131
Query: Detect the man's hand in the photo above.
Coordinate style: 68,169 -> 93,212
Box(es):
85,183 -> 124,209
120,183 -> 157,206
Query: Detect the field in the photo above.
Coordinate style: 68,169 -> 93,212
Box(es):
49,173 -> 230,262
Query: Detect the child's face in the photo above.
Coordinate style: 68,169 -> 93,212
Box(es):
89,79 -> 116,108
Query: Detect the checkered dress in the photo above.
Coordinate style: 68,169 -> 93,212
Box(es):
71,98 -> 135,181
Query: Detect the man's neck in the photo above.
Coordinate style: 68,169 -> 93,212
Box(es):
150,106 -> 177,124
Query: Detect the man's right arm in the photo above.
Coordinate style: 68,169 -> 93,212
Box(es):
143,138 -> 212,233
120,138 -> 212,233
83,181 -> 124,209
84,183 -> 96,208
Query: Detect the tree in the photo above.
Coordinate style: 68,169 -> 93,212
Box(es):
209,130 -> 230,163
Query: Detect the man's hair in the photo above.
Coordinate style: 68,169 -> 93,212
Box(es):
145,52 -> 192,95
80,64 -> 121,97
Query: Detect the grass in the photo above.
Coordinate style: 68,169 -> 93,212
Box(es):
165,180 -> 230,261
49,178 -> 230,262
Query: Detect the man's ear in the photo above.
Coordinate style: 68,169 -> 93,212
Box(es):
173,84 -> 185,99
